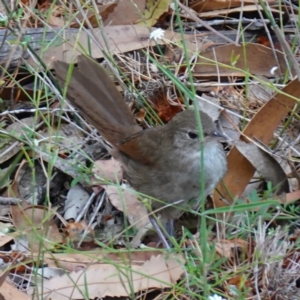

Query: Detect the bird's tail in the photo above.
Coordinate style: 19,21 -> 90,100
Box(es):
54,56 -> 140,147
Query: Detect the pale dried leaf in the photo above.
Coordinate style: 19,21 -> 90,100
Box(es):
38,123 -> 84,152
106,185 -> 149,229
196,94 -> 220,121
198,4 -> 280,18
214,79 -> 300,206
104,0 -> 145,25
39,250 -> 171,272
64,184 -> 90,220
215,238 -> 248,259
92,159 -> 123,184
219,111 -> 240,141
235,140 -> 289,194
0,280 -> 31,300
194,43 -> 289,78
0,117 -> 35,164
0,235 -> 14,247
247,76 -> 274,102
135,0 -> 173,26
191,0 -> 276,12
11,204 -> 63,251
29,25 -> 188,69
30,254 -> 185,299
73,3 -> 118,28
0,223 -> 13,248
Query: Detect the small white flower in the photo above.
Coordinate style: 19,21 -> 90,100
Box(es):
149,64 -> 159,73
208,294 -> 226,300
150,28 -> 165,41
33,139 -> 40,146
270,66 -> 278,75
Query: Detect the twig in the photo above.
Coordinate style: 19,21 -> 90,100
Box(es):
0,196 -> 22,205
175,0 -> 239,46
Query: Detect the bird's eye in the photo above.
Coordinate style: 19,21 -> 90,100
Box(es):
187,131 -> 198,139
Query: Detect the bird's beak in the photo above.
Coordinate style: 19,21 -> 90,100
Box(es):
213,130 -> 228,140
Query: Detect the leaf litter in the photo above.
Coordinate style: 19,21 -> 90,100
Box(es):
1,0 -> 300,299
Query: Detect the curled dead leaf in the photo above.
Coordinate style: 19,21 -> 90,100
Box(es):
234,140 -> 289,195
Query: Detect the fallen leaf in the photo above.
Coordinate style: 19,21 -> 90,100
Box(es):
198,4 -> 280,18
215,238 -> 248,259
92,159 -> 123,184
135,0 -> 173,26
194,43 -> 289,78
28,25 -> 188,69
30,254 -> 185,299
191,0 -> 277,12
73,3 -> 118,28
148,88 -> 182,122
247,76 -> 275,102
38,123 -> 84,154
0,117 -> 35,164
106,185 -> 149,229
0,235 -> 14,247
64,221 -> 94,243
11,204 -> 63,251
104,0 -> 145,25
64,184 -> 90,221
234,140 -> 289,195
219,110 -> 240,141
196,93 -> 220,121
0,279 -> 31,300
39,250 -> 173,272
214,79 -> 300,206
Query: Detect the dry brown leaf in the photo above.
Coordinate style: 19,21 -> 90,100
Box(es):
48,13 -> 65,27
197,4 -> 280,18
104,0 -> 145,25
148,88 -> 182,122
73,3 -> 117,28
8,160 -> 50,205
275,190 -> 300,205
194,43 -> 289,78
47,2 -> 117,28
64,221 -> 94,243
39,250 -> 173,272
11,203 -> 63,251
7,159 -> 27,199
0,87 -> 45,102
135,0 -> 173,26
28,25 -> 187,69
214,79 -> 300,206
215,238 -> 248,259
191,0 -> 276,13
30,254 -> 185,299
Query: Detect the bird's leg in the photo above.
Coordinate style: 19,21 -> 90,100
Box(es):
149,216 -> 171,249
165,219 -> 174,237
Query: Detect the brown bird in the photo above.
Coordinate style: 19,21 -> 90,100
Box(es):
54,56 -> 227,247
